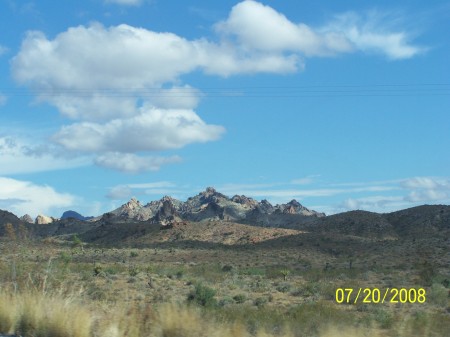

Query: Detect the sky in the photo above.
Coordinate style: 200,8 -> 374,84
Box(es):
0,0 -> 449,218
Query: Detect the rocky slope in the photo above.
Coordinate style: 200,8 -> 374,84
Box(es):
105,187 -> 325,225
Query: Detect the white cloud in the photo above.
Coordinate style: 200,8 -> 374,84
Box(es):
105,0 -> 143,6
106,185 -> 133,200
53,107 -> 225,153
335,176 -> 450,213
95,153 -> 181,173
216,1 -> 422,59
215,0 -> 352,56
401,176 -> 448,190
323,11 -> 424,60
10,2 -> 424,173
106,181 -> 183,200
0,177 -> 75,218
401,176 -> 450,202
0,136 -> 89,175
339,196 -> 406,213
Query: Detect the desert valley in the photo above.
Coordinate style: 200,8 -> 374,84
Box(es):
0,187 -> 449,337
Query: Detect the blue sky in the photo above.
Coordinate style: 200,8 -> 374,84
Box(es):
0,0 -> 449,218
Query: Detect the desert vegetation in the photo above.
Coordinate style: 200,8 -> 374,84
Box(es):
0,221 -> 449,337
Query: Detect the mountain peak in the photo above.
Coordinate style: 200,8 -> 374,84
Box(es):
104,187 -> 324,223
125,197 -> 141,209
202,187 -> 217,195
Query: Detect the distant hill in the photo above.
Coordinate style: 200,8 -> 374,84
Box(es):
303,205 -> 450,239
1,191 -> 449,246
384,204 -> 450,237
0,210 -> 24,236
304,210 -> 398,239
61,210 -> 93,221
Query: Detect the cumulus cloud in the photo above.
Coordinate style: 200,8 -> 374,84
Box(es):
53,107 -> 225,153
216,1 -> 422,59
95,153 -> 181,173
10,1 -> 424,173
215,0 -> 353,56
0,177 -> 75,217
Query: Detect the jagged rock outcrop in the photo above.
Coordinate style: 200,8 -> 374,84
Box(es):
275,199 -> 325,217
20,214 -> 34,224
154,196 -> 182,225
105,187 -> 325,225
35,214 -> 56,225
108,197 -> 153,221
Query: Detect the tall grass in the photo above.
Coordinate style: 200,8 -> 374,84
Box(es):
2,290 -> 448,337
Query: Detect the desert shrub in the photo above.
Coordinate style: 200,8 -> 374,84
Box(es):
254,297 -> 268,307
276,282 -> 291,293
130,251 -> 139,258
428,283 -> 448,307
93,266 -> 103,276
128,265 -> 140,277
233,294 -> 247,304
222,265 -> 233,272
418,260 -> 438,286
59,252 -> 72,265
218,297 -> 234,307
187,282 -> 217,307
239,267 -> 265,276
373,307 -> 394,329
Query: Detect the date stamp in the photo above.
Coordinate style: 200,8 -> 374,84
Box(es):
335,288 -> 426,304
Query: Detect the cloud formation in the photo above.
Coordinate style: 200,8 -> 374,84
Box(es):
10,1 -> 424,173
95,153 -> 181,174
0,177 -> 75,217
0,136 -> 88,175
105,0 -> 143,6
401,177 -> 450,202
53,107 -> 225,153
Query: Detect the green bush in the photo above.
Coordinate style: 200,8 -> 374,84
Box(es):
130,251 -> 139,258
428,283 -> 448,307
233,294 -> 247,304
276,282 -> 291,293
187,282 -> 217,307
128,265 -> 140,277
254,297 -> 268,307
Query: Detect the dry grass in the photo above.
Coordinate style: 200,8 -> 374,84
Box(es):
2,289 -> 449,337
0,226 -> 449,337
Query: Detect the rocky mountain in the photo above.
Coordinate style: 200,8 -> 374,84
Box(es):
35,214 -> 57,225
61,210 -> 93,221
105,187 -> 325,225
20,214 -> 34,224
